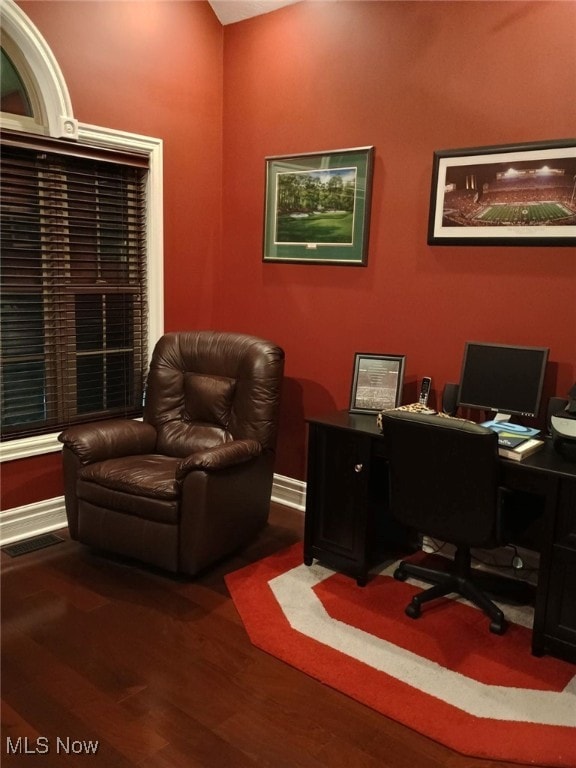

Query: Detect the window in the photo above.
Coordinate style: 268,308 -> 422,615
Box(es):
1,133 -> 148,440
0,0 -> 163,462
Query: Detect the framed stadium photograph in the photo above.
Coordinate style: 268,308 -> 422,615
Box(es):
427,139 -> 576,246
263,146 -> 374,264
349,353 -> 405,414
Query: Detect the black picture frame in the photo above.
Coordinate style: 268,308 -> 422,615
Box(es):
263,146 -> 374,265
349,353 -> 406,414
427,139 -> 576,246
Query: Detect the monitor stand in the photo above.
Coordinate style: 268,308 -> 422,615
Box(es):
493,412 -> 512,423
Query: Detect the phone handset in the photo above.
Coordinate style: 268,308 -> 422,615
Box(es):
418,377 -> 432,407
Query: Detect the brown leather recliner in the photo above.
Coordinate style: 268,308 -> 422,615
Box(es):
58,331 -> 285,576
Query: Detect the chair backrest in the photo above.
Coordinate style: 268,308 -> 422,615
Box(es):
381,410 -> 501,548
144,331 -> 285,458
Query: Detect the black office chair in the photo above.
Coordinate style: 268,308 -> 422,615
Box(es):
381,410 -> 537,634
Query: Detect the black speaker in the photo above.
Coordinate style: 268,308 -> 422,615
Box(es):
442,382 -> 460,416
547,396 -> 569,434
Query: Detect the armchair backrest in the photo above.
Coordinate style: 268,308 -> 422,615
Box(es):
144,331 -> 285,458
381,410 -> 501,548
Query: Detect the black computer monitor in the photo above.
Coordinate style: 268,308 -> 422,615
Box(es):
458,342 -> 549,421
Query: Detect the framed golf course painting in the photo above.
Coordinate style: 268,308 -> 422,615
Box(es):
263,146 -> 374,265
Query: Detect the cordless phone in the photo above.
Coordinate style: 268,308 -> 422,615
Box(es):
418,377 -> 432,407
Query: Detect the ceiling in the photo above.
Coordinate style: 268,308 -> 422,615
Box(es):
209,1 -> 301,25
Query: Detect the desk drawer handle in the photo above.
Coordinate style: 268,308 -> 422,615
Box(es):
354,463 -> 363,473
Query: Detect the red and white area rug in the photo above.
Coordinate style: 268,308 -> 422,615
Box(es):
225,543 -> 576,768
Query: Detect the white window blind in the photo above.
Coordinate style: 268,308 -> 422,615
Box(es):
1,131 -> 148,440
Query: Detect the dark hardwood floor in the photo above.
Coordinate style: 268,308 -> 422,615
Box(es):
2,503 -> 541,768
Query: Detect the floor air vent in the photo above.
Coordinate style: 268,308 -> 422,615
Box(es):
2,533 -> 65,558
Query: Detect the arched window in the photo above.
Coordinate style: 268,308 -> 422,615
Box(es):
0,0 -> 164,462
1,0 -> 78,137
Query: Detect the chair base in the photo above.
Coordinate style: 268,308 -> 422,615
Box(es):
394,548 -> 535,635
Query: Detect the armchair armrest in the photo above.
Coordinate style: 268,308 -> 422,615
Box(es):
58,419 -> 157,464
176,439 -> 262,481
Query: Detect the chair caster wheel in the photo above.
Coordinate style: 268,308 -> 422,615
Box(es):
489,619 -> 508,635
394,568 -> 407,581
405,602 -> 421,619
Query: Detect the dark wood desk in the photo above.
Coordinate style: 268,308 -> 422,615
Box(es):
304,410 -> 576,663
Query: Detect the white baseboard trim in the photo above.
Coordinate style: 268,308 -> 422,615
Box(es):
0,473 -> 307,546
270,473 -> 307,512
0,496 -> 67,546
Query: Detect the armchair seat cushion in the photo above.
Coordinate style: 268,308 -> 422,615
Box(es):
78,455 -> 181,523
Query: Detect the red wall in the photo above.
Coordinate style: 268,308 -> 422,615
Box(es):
2,1 -> 575,510
18,0 -> 224,331
219,1 -> 576,479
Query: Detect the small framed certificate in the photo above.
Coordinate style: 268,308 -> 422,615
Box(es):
349,353 -> 406,414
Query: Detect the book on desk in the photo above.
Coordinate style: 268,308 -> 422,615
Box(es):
497,437 -> 545,461
480,419 -> 545,461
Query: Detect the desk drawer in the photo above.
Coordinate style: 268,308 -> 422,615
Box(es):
501,464 -> 550,495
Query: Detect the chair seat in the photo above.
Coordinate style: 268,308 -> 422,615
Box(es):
80,454 -> 181,499
77,455 -> 181,525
